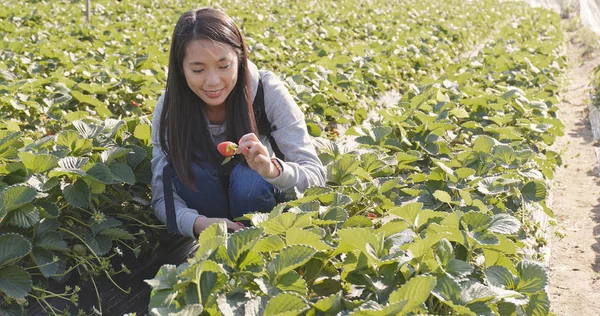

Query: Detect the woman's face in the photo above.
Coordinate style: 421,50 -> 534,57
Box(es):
182,39 -> 239,110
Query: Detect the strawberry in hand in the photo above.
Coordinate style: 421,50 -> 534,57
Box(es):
217,141 -> 238,164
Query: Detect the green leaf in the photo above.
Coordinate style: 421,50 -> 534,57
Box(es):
31,247 -> 61,277
515,260 -> 547,294
487,214 -> 520,235
62,179 -> 90,208
227,227 -> 264,263
35,231 -> 68,252
86,163 -> 114,184
145,264 -> 178,291
109,162 -> 136,185
253,235 -> 286,253
264,292 -> 309,316
6,204 -> 39,228
485,266 -> 516,289
472,136 -> 497,154
262,212 -> 297,235
1,184 -> 37,212
134,124 -> 152,140
313,291 -> 344,314
26,174 -> 59,192
286,227 -> 331,251
101,147 -> 132,164
525,291 -> 550,316
72,120 -> 104,139
56,130 -> 80,149
0,233 -> 32,265
327,155 -> 360,186
267,245 -> 316,279
0,265 -> 32,299
433,190 -> 452,204
323,207 -> 349,223
51,156 -> 88,177
276,270 -> 308,295
435,238 -> 454,266
99,228 -> 135,240
388,202 -> 423,225
196,221 -> 227,260
388,275 -> 437,313
446,259 -> 473,278
18,152 -> 59,174
521,181 -> 546,203
492,145 -> 516,166
200,270 -> 227,305
85,233 -> 112,256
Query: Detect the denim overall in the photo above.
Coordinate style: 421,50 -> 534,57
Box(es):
171,156 -> 279,221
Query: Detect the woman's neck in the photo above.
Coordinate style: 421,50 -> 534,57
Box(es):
205,105 -> 226,125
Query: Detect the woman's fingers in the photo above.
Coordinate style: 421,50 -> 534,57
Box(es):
224,219 -> 244,231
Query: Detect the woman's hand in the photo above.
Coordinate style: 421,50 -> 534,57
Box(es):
193,217 -> 243,235
237,133 -> 280,179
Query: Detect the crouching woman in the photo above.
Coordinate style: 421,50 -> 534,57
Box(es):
150,8 -> 326,238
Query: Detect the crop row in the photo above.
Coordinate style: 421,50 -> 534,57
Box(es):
146,3 -> 566,316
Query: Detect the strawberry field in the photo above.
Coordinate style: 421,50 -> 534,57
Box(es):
0,0 -> 567,315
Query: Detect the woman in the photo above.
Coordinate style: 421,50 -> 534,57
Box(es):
151,8 -> 326,238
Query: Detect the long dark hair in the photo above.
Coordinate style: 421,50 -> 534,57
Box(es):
159,8 -> 256,189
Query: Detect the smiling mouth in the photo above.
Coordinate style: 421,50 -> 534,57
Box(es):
203,88 -> 225,98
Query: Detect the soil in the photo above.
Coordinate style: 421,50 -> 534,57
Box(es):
548,30 -> 600,315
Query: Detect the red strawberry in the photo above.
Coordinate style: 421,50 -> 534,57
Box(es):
367,212 -> 376,220
131,101 -> 141,107
217,141 -> 238,157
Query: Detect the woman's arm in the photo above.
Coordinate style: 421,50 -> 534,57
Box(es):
259,70 -> 327,192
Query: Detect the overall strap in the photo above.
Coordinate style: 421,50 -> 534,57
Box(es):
162,163 -> 178,233
253,79 -> 285,160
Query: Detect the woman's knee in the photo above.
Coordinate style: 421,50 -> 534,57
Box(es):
229,164 -> 276,216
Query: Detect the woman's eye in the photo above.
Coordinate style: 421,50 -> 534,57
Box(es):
192,69 -> 204,73
220,64 -> 231,69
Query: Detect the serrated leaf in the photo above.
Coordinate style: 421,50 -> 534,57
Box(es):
56,130 -> 79,149
27,174 -> 59,192
433,190 -> 452,204
85,233 -> 112,256
109,162 -> 136,185
31,247 -> 60,277
264,292 -> 309,316
18,152 -> 59,174
262,212 -> 297,235
388,202 -> 423,225
286,227 -> 331,251
0,265 -> 32,299
36,231 -> 68,252
323,207 -> 349,223
101,147 -> 133,164
253,235 -> 286,253
276,270 -> 308,295
521,181 -> 546,203
227,227 -> 264,263
72,120 -> 103,138
6,204 -> 39,228
313,291 -> 344,314
200,270 -> 227,305
515,260 -> 547,294
388,275 -> 437,313
487,214 -> 520,235
62,179 -> 90,208
0,233 -> 32,264
145,264 -> 178,290
492,145 -> 516,166
196,221 -> 227,260
86,163 -> 114,184
525,291 -> 550,316
1,184 -> 37,212
446,259 -> 473,278
51,156 -> 88,177
268,245 -> 316,279
485,266 -> 516,289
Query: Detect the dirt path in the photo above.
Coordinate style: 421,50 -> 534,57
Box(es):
549,31 -> 600,315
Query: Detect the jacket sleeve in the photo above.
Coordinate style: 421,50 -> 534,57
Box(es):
259,71 -> 327,192
150,94 -> 204,238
